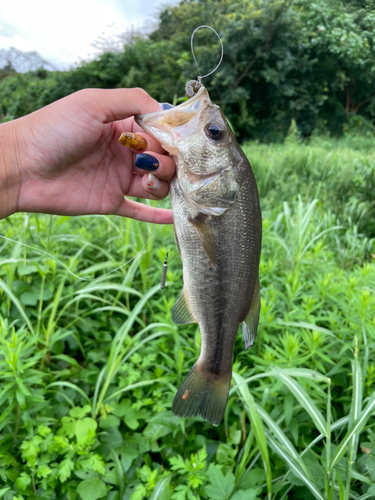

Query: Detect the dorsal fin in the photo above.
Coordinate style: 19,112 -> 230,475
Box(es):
189,213 -> 216,268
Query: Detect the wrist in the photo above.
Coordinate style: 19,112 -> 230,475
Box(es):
0,120 -> 22,219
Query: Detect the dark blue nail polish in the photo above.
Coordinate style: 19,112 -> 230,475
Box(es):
135,153 -> 159,171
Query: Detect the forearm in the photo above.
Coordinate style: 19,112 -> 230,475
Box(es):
0,120 -> 21,219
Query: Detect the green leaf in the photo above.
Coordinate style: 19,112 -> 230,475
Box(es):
169,455 -> 188,472
53,354 -> 80,367
284,393 -> 294,426
99,415 -> 121,428
121,442 -> 139,472
60,416 -> 76,438
59,458 -> 75,482
171,484 -> 190,500
20,291 -> 39,306
110,398 -> 149,428
75,417 -> 97,445
18,264 -> 38,275
100,427 -> 123,454
367,457 -> 375,481
150,475 -> 173,500
21,436 -> 42,467
236,468 -> 265,491
37,424 -> 51,437
205,464 -> 235,500
102,464 -> 118,485
77,478 -> 107,500
36,465 -> 51,478
231,489 -> 261,500
16,472 -> 31,491
131,484 -> 147,500
70,405 -> 92,418
75,470 -> 98,480
80,454 -> 105,474
144,422 -> 173,441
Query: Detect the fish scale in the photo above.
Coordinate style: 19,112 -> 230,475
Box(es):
135,85 -> 261,425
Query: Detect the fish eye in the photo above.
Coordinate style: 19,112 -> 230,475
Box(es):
205,122 -> 225,141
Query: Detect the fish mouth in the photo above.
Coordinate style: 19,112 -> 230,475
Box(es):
135,86 -> 211,154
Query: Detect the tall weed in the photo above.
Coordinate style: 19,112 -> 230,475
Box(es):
0,141 -> 374,499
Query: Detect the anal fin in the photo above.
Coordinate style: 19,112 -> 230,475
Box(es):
172,287 -> 196,325
242,278 -> 261,350
189,213 -> 216,268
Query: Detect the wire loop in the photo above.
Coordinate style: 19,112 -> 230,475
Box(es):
191,25 -> 223,83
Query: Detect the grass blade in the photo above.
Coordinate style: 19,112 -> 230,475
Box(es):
47,381 -> 91,404
330,390 -> 375,470
230,367 -> 329,396
0,278 -> 35,335
103,378 -> 166,404
272,368 -> 327,436
266,432 -> 324,500
257,406 -> 310,477
149,474 -> 172,500
233,371 -> 272,499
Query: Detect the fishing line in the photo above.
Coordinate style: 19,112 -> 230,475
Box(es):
191,25 -> 224,83
0,233 -> 149,282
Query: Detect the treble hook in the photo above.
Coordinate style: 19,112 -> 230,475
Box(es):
190,25 -> 224,84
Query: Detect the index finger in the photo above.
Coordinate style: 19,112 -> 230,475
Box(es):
77,88 -> 161,123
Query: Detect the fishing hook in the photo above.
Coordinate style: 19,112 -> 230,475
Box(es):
190,25 -> 224,84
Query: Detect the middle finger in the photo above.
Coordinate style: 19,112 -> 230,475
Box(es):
133,151 -> 176,181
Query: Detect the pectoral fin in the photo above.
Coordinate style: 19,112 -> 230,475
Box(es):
172,287 -> 196,325
242,278 -> 260,350
189,213 -> 216,268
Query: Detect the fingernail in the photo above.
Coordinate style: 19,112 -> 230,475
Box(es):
146,173 -> 161,191
119,132 -> 148,151
135,153 -> 159,171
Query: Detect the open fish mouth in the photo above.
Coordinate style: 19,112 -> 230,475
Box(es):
135,86 -> 211,154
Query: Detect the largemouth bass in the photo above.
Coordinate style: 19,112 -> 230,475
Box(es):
135,85 -> 261,425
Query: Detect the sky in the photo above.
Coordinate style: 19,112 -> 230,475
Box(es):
0,0 -> 177,70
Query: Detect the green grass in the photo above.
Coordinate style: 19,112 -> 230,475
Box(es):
0,140 -> 375,500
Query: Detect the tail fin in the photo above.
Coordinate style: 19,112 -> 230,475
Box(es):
172,363 -> 232,426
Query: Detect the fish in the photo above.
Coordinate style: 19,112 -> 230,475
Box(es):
135,84 -> 262,426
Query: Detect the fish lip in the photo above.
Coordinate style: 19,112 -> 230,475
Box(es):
135,86 -> 209,124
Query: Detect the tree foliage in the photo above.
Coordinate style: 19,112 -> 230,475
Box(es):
1,0 -> 375,140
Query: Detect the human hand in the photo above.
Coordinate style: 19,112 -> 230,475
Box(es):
0,88 -> 175,223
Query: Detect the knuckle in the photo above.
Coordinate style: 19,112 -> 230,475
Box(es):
72,88 -> 97,103
134,87 -> 148,98
133,87 -> 154,103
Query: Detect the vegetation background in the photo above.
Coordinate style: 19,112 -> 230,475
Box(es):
1,0 -> 375,499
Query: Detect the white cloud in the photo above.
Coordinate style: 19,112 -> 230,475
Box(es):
0,0 -> 170,69
0,34 -> 34,53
